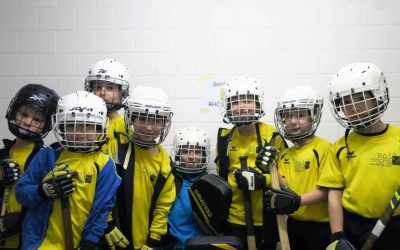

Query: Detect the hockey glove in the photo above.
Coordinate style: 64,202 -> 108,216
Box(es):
105,226 -> 129,249
0,160 -> 20,187
326,232 -> 356,250
265,186 -> 301,214
234,168 -> 266,191
255,146 -> 278,174
40,164 -> 77,199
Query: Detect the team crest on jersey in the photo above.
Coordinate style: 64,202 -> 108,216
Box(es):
304,161 -> 310,169
392,156 -> 400,166
295,160 -> 310,171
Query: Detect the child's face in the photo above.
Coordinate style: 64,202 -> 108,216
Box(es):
15,104 -> 46,135
65,123 -> 96,142
229,94 -> 257,116
92,81 -> 121,105
132,115 -> 165,142
340,92 -> 376,122
282,108 -> 312,136
180,145 -> 203,165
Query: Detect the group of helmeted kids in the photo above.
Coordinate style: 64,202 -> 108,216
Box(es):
0,60 -> 398,250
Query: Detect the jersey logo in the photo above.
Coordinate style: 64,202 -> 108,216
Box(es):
346,151 -> 356,160
230,146 -> 237,152
98,69 -> 107,73
85,174 -> 93,183
304,161 -> 310,169
284,158 -> 290,165
393,156 -> 400,166
29,95 -> 45,103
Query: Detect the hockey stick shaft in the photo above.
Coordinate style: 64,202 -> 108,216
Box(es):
239,156 -> 256,250
61,197 -> 74,250
0,187 -> 10,233
361,186 -> 400,250
269,163 -> 291,250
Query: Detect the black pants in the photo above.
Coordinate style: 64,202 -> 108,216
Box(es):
287,217 -> 330,250
344,208 -> 400,250
224,223 -> 277,250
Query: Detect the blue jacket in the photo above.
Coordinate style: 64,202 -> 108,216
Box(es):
15,146 -> 121,250
168,174 -> 205,249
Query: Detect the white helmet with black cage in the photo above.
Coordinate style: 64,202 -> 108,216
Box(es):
124,85 -> 173,148
275,85 -> 323,142
84,58 -> 130,112
220,75 -> 265,126
171,126 -> 210,174
52,91 -> 108,152
328,63 -> 389,130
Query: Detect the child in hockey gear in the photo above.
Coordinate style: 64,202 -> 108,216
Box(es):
16,91 -> 121,250
216,76 -> 286,250
109,85 -> 175,250
319,63 -> 399,250
0,84 -> 59,249
85,58 -> 130,154
260,86 -> 332,250
163,126 -> 210,249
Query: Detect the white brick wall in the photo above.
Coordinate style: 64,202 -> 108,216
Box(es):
1,0 -> 399,171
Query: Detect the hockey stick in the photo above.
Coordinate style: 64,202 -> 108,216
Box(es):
0,187 -> 10,234
361,186 -> 400,250
239,156 -> 256,250
269,162 -> 291,250
61,197 -> 74,250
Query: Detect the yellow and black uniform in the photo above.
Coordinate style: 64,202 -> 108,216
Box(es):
215,122 -> 286,249
102,115 -> 126,154
0,139 -> 43,249
110,138 -> 176,249
15,146 -> 120,250
279,136 -> 332,250
318,124 -> 400,249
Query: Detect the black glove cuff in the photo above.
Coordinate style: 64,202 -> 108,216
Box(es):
330,231 -> 345,243
79,239 -> 97,250
146,237 -> 160,247
38,185 -> 51,199
105,220 -> 116,233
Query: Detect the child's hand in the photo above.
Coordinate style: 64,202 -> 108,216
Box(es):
0,160 -> 20,186
255,146 -> 278,173
105,226 -> 129,249
233,169 -> 266,191
40,164 -> 78,199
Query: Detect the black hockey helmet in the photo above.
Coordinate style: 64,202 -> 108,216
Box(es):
5,84 -> 60,141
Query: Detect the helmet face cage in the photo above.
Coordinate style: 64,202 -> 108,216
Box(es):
171,127 -> 210,174
222,93 -> 264,126
6,84 -> 60,141
84,59 -> 130,112
328,63 -> 389,130
53,91 -> 108,153
275,101 -> 322,141
125,107 -> 172,148
330,89 -> 388,130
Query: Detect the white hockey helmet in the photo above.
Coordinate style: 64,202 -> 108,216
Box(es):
84,58 -> 130,112
220,75 -> 265,126
275,85 -> 323,142
171,126 -> 210,174
328,63 -> 389,130
124,85 -> 173,148
52,91 -> 108,152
